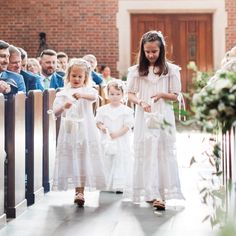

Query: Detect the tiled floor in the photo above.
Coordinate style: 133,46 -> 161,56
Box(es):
0,131 -> 220,236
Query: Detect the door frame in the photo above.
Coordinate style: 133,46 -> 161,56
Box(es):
117,0 -> 227,77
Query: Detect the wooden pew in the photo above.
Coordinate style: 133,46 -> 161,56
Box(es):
0,94 -> 6,227
25,90 -> 44,205
5,93 -> 27,218
43,89 -> 56,192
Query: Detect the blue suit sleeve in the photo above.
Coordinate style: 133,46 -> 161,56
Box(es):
16,74 -> 26,93
91,71 -> 103,85
35,76 -> 44,91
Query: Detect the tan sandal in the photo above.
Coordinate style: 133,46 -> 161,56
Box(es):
74,193 -> 85,207
153,200 -> 165,211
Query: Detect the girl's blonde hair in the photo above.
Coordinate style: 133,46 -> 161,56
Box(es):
106,79 -> 125,94
65,58 -> 91,86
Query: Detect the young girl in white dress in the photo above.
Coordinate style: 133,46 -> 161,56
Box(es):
96,80 -> 134,194
127,30 -> 184,210
52,58 -> 106,207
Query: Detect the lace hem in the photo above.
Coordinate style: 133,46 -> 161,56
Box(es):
52,176 -> 106,191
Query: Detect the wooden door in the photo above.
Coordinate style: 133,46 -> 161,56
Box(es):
131,14 -> 213,94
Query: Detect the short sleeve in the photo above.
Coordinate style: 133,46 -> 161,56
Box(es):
127,65 -> 140,93
86,86 -> 99,102
168,64 -> 182,94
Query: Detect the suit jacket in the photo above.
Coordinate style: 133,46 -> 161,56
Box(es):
0,77 -> 18,95
20,70 -> 44,93
49,73 -> 64,89
1,70 -> 26,93
91,71 -> 103,85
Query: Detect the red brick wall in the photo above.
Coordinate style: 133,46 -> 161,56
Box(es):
0,0 -> 119,77
225,0 -> 236,50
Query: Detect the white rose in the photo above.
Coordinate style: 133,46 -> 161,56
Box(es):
209,109 -> 218,117
196,71 -> 202,81
222,58 -> 236,72
228,94 -> 235,101
187,61 -> 197,71
205,122 -> 214,131
192,93 -> 201,105
218,102 -> 226,112
214,79 -> 232,92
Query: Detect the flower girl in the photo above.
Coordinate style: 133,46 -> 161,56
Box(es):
96,80 -> 134,194
52,58 -> 106,206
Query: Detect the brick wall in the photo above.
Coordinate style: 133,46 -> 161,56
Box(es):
0,0 -> 119,77
225,0 -> 236,51
1,0 -> 235,76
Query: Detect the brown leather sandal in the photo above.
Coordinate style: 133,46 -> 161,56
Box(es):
74,193 -> 85,207
153,200 -> 165,211
146,199 -> 155,204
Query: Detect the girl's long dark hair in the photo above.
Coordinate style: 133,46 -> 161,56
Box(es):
137,30 -> 168,76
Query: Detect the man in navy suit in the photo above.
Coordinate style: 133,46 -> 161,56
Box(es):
18,47 -> 44,92
39,49 -> 64,90
0,40 -> 26,93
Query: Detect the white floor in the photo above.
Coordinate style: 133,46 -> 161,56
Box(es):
0,131 -> 220,236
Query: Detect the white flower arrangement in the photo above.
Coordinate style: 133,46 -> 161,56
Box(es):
192,47 -> 236,133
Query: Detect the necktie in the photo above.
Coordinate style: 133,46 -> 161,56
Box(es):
44,77 -> 50,89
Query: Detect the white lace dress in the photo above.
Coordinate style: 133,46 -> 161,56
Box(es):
127,62 -> 184,202
52,87 -> 106,191
95,104 -> 134,192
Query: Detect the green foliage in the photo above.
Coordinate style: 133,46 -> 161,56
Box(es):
187,61 -> 212,93
192,71 -> 236,134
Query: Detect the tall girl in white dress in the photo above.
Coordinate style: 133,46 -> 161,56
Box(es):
127,30 -> 184,210
96,80 -> 134,193
52,58 -> 106,206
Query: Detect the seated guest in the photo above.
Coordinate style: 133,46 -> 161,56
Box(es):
17,47 -> 44,92
99,64 -> 115,84
83,54 -> 104,86
0,40 -> 26,93
27,58 -> 41,75
39,49 -> 64,89
8,45 -> 42,93
56,51 -> 68,77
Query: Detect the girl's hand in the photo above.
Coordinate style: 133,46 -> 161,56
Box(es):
110,132 -> 119,139
97,122 -> 107,133
64,101 -> 73,109
140,101 -> 151,113
100,125 -> 107,134
73,93 -> 83,100
151,93 -> 163,102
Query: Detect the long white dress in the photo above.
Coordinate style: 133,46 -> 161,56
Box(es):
127,62 -> 184,203
95,104 -> 134,192
52,86 -> 106,191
